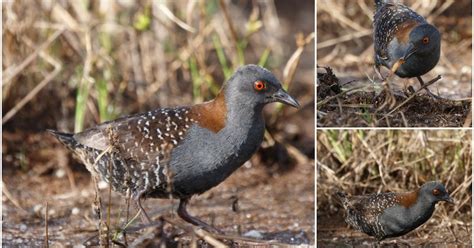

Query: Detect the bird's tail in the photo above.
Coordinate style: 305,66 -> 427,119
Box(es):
375,0 -> 392,9
335,191 -> 349,207
47,129 -> 78,150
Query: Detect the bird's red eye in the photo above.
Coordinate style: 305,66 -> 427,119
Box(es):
254,81 -> 266,91
432,189 -> 440,196
422,37 -> 430,44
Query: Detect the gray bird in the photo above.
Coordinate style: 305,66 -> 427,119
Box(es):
336,181 -> 454,240
49,64 -> 299,232
374,0 -> 441,97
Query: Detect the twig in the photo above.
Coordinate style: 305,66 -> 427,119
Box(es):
156,2 -> 196,33
463,105 -> 472,127
317,29 -> 371,49
218,0 -> 239,51
355,132 -> 387,187
283,32 -> 315,86
2,35 -> 63,125
2,28 -> 64,86
44,202 -> 49,248
2,181 -> 29,214
162,217 -> 227,248
380,75 -> 442,119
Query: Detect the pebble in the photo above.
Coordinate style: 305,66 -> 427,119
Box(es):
55,169 -> 66,178
19,224 -> 27,232
243,230 -> 263,239
98,181 -> 108,189
71,207 -> 80,215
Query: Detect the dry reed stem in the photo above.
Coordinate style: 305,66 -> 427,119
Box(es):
157,2 -> 196,33
2,180 -> 28,214
2,28 -> 64,86
317,29 -> 372,50
2,30 -> 64,125
380,75 -> 442,119
44,201 -> 49,248
283,32 -> 315,85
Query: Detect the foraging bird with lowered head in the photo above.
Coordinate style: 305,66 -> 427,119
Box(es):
374,0 -> 441,97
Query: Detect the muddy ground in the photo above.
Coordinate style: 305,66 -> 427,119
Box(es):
2,131 -> 314,246
317,0 -> 472,127
317,213 -> 471,248
317,66 -> 471,127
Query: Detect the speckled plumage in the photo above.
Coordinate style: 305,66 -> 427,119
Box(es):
336,181 -> 454,240
374,0 -> 441,78
49,64 -> 299,231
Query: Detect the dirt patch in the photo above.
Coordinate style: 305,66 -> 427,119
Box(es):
317,213 -> 471,248
317,66 -> 471,127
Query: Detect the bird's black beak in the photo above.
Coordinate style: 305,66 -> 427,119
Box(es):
403,43 -> 417,61
271,88 -> 300,108
443,195 -> 455,204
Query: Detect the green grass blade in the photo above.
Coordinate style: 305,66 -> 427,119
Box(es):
212,34 -> 231,79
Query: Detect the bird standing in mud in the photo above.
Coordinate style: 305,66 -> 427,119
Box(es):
49,64 -> 299,233
336,181 -> 454,241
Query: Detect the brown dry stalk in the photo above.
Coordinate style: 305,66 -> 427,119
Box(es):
44,201 -> 49,248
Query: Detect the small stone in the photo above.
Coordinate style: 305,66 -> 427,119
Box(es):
55,169 -> 66,178
71,207 -> 80,215
98,181 -> 108,189
19,224 -> 27,232
243,230 -> 263,239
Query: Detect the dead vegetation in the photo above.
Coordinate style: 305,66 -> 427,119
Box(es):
317,66 -> 471,127
317,0 -> 472,127
2,0 -> 314,246
317,130 -> 472,247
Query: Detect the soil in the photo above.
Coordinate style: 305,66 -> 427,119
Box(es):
317,213 -> 472,247
317,66 -> 471,127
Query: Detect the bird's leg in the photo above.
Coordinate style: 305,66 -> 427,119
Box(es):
374,65 -> 385,81
178,198 -> 223,234
416,76 -> 442,99
374,65 -> 397,109
135,190 -> 152,224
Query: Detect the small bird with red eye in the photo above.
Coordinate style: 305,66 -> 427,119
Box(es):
336,181 -> 454,241
49,64 -> 299,233
374,0 -> 441,98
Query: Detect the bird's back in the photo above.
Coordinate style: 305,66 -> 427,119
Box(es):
373,1 -> 425,67
336,191 -> 399,240
50,106 -> 195,197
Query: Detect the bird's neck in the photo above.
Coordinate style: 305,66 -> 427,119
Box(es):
407,192 -> 437,225
191,89 -> 264,133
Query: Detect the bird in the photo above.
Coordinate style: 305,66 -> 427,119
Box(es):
49,64 -> 299,233
373,0 -> 442,98
335,181 -> 454,241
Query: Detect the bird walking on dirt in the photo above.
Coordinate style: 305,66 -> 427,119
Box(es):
336,181 -> 454,241
373,0 -> 442,99
49,64 -> 299,233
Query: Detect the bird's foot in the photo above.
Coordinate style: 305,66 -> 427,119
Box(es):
416,76 -> 442,99
376,82 -> 397,110
178,198 -> 224,234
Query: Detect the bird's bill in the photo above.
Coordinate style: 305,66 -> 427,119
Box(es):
271,88 -> 300,108
444,195 -> 455,204
402,43 -> 417,60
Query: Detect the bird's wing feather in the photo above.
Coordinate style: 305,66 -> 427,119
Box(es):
374,3 -> 425,62
74,107 -> 195,167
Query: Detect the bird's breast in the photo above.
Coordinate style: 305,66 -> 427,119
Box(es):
168,118 -> 265,196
